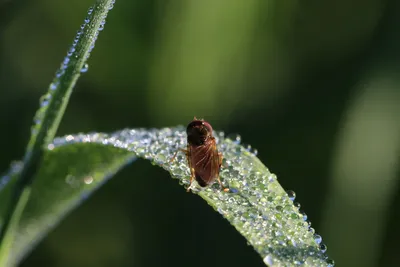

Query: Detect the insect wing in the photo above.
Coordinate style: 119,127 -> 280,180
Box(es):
190,138 -> 220,186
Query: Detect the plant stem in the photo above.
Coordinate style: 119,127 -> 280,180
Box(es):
0,0 -> 116,265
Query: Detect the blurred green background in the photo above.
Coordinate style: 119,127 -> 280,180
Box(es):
1,0 -> 400,266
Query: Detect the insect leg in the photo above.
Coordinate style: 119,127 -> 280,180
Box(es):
170,148 -> 188,163
187,167 -> 196,192
218,152 -> 223,166
186,146 -> 196,192
217,152 -> 229,192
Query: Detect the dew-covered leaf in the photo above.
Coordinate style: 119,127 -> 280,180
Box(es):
0,144 -> 135,265
0,127 -> 334,266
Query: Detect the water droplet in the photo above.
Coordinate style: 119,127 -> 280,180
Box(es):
314,234 -> 322,244
84,176 -> 93,184
40,93 -> 52,107
63,57 -> 70,65
326,258 -> 335,266
319,243 -> 327,253
300,210 -> 307,221
228,187 -> 239,193
263,255 -> 274,265
50,82 -> 58,90
56,69 -> 65,78
226,133 -> 241,144
268,173 -> 277,182
98,20 -> 105,31
80,63 -> 89,73
244,144 -> 251,151
286,190 -> 296,201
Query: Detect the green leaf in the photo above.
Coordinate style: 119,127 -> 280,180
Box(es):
0,144 -> 135,265
0,127 -> 334,266
0,0 -> 116,265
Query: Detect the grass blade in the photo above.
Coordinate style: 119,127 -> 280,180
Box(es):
0,127 -> 334,266
0,1 -> 116,266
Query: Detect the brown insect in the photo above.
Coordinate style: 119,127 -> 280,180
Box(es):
171,117 -> 228,192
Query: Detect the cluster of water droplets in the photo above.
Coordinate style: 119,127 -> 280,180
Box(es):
30,0 -> 115,139
47,126 -> 334,266
0,162 -> 23,192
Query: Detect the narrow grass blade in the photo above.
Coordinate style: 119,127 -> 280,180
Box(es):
0,1 -> 116,266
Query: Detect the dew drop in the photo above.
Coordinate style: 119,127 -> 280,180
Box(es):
314,234 -> 322,244
73,36 -> 80,44
326,258 -> 335,266
263,255 -> 274,265
268,173 -> 276,183
300,210 -> 308,221
55,69 -> 65,78
154,153 -> 167,165
98,20 -> 105,31
305,257 -> 315,265
50,82 -> 58,90
63,57 -> 70,65
84,176 -> 93,185
229,187 -> 239,193
227,133 -> 241,144
267,181 -> 278,192
81,63 -> 89,73
319,243 -> 327,253
286,190 -> 296,201
244,144 -> 252,152
40,93 -> 52,107
108,0 -> 115,10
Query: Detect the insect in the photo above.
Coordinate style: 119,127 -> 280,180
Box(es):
171,117 -> 228,192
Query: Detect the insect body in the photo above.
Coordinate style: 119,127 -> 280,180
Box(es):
171,117 -> 227,192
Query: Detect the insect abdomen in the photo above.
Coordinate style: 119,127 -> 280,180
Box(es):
195,173 -> 209,187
